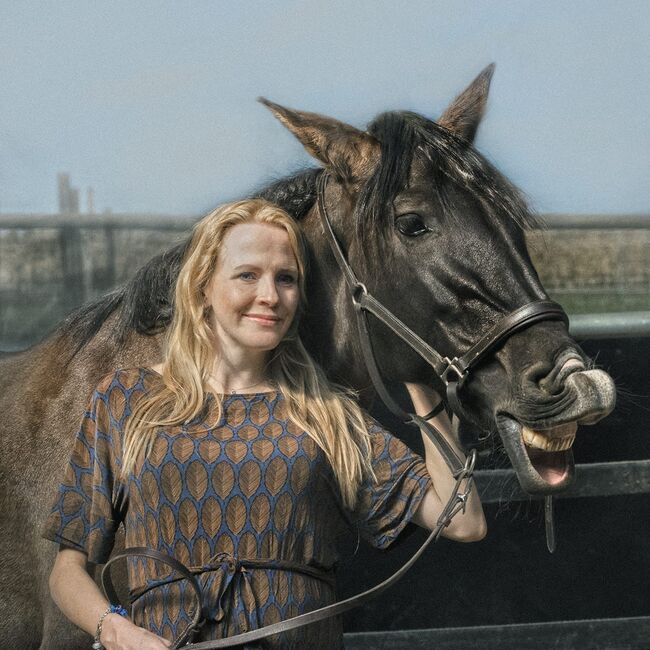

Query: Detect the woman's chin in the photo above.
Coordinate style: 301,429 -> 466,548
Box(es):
240,335 -> 287,352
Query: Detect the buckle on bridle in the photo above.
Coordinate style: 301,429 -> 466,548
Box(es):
441,356 -> 468,387
351,283 -> 368,310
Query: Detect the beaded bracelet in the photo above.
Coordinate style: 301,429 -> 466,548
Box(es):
92,604 -> 128,650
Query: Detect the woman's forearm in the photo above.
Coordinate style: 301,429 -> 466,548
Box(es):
49,548 -> 169,649
49,548 -> 113,637
404,382 -> 486,541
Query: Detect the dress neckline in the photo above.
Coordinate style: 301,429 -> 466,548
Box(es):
141,366 -> 279,398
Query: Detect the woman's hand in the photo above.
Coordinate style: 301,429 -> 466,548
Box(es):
404,382 -> 487,542
101,613 -> 171,649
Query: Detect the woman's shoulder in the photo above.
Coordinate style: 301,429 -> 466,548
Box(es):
359,409 -> 386,435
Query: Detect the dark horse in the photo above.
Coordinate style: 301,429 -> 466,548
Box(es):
0,65 -> 615,648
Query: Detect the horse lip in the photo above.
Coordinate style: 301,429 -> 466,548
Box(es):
503,368 -> 616,430
496,413 -> 576,495
508,413 -> 579,430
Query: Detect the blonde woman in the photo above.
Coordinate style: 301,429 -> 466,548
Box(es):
43,199 -> 485,649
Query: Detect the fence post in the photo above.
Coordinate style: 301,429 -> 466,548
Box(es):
58,224 -> 85,312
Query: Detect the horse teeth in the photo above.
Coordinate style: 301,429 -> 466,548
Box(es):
522,424 -> 576,451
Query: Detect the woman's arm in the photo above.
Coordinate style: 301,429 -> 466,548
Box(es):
404,382 -> 487,542
49,547 -> 170,650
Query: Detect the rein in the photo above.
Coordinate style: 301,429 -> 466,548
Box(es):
101,171 -> 569,648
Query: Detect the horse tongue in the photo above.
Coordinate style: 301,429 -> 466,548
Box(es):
526,447 -> 570,485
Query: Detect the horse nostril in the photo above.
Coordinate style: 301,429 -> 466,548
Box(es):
538,373 -> 561,395
537,356 -> 586,395
522,361 -> 556,395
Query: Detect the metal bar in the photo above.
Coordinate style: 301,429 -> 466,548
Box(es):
3,313 -> 650,348
343,615 -> 650,649
2,213 -> 650,230
58,224 -> 85,310
475,460 -> 650,503
0,214 -> 193,230
570,312 -> 650,338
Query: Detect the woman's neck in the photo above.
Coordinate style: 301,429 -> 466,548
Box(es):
207,351 -> 273,394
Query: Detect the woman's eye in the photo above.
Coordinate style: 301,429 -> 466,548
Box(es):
239,272 -> 256,280
396,213 -> 430,237
278,274 -> 296,285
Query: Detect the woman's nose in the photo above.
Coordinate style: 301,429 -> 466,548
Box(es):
258,277 -> 279,304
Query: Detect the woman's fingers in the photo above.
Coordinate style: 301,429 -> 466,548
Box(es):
137,627 -> 172,649
103,617 -> 172,649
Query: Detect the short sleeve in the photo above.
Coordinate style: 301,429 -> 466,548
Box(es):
41,372 -> 126,564
351,415 -> 432,550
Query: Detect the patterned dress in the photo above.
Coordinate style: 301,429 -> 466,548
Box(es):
43,367 -> 431,648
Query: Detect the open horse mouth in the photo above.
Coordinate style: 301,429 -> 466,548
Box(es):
521,421 -> 577,485
497,415 -> 578,493
492,362 -> 615,494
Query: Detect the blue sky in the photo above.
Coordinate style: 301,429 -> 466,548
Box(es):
1,0 -> 648,215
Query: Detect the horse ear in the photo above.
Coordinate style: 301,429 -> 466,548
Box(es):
259,97 -> 379,181
437,63 -> 496,143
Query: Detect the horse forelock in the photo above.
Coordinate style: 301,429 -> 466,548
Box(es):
353,111 -> 540,254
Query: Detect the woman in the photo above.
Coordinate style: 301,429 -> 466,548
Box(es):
43,198 -> 485,649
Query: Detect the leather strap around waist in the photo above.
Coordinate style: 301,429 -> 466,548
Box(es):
102,547 -> 336,649
128,551 -> 336,603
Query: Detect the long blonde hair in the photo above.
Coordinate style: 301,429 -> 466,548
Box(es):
121,198 -> 374,509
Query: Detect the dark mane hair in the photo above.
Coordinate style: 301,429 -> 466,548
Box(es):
59,168 -> 324,361
356,111 -> 537,249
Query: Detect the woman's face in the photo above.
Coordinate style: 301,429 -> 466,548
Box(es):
203,222 -> 300,361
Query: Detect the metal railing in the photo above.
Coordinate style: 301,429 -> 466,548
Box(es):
2,211 -> 649,230
344,616 -> 650,649
570,312 -> 650,338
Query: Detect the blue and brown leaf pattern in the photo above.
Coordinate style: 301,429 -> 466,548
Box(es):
42,366 -> 431,648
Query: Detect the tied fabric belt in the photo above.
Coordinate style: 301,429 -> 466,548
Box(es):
128,551 -> 336,623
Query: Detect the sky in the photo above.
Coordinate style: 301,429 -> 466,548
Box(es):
1,0 -> 649,216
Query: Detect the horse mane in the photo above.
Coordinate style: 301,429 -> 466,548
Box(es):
356,111 -> 538,248
59,168 -> 323,360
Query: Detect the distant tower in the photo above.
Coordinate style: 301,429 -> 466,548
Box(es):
57,172 -> 81,215
87,187 -> 95,215
58,173 -> 71,214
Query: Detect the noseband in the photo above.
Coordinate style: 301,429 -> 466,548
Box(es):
316,171 -> 568,475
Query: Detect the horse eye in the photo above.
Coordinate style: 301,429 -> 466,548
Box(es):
396,213 -> 430,237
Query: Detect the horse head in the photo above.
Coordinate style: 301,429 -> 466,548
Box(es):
261,64 -> 616,495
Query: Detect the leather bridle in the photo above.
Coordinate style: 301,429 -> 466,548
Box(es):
315,171 -> 569,474
101,171 -> 570,648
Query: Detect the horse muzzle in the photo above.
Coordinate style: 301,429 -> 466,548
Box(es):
496,368 -> 616,494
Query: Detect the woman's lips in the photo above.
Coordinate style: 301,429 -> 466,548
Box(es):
244,314 -> 281,325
